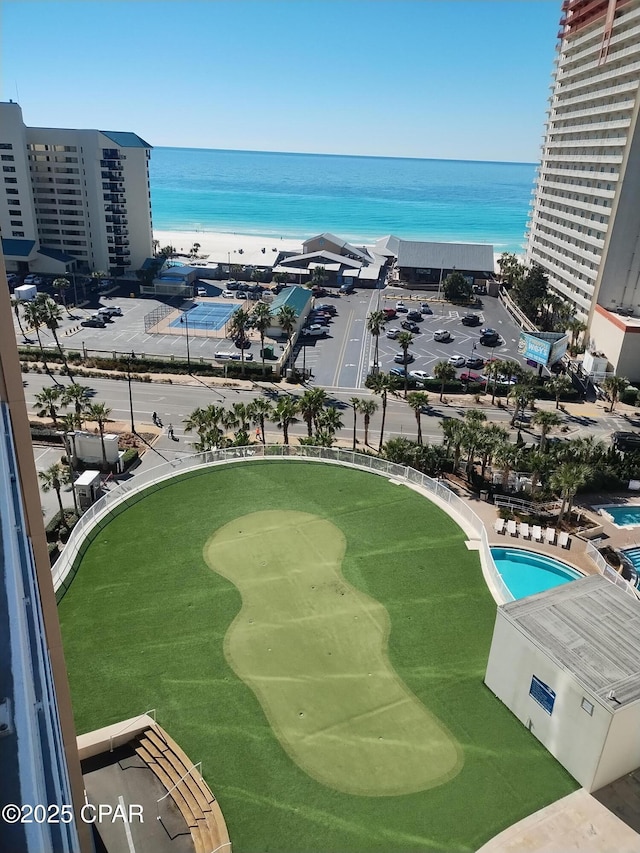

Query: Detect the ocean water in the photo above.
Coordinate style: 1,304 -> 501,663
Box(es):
149,147 -> 535,252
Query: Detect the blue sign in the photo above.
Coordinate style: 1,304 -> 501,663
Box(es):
518,333 -> 551,365
529,675 -> 556,715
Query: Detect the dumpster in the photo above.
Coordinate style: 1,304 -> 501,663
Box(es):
261,344 -> 275,359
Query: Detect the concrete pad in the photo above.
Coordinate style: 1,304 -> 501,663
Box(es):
476,788 -> 640,853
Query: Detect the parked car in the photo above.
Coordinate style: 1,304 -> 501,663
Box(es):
340,283 -> 354,294
389,367 -> 408,377
613,431 -> 640,451
226,281 -> 240,290
316,304 -> 337,315
394,351 -> 415,364
386,328 -> 400,339
479,333 -> 500,346
480,327 -> 498,336
196,286 -> 207,297
91,312 -> 112,323
309,314 -> 330,326
465,356 -> 484,369
303,324 -> 327,337
383,307 -> 397,320
311,286 -> 328,298
24,274 -> 40,284
420,303 -> 433,314
409,370 -> 434,381
97,306 -> 122,318
434,329 -> 451,342
236,291 -> 248,300
234,337 -> 251,349
215,350 -> 254,361
460,371 -> 483,383
461,314 -> 481,326
81,317 -> 106,328
401,320 -> 420,333
407,310 -> 423,322
395,301 -> 409,313
448,355 -> 466,367
222,289 -> 235,298
549,361 -> 565,374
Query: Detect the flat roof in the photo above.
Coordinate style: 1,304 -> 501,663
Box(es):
502,575 -> 640,707
396,239 -> 494,272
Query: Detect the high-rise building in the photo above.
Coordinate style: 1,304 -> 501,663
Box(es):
525,0 -> 640,379
0,101 -> 153,279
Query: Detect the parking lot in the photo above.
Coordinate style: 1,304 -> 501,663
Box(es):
12,278 -> 530,390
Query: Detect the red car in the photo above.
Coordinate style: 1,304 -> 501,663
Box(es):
383,307 -> 397,319
460,371 -> 483,383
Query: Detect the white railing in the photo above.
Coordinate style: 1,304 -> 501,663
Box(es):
108,708 -> 156,752
585,541 -> 639,599
52,445 -> 498,599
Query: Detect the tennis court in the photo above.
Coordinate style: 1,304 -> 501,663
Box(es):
169,302 -> 236,331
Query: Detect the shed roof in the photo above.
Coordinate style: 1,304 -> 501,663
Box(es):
501,575 -> 640,707
396,240 -> 494,273
269,285 -> 312,317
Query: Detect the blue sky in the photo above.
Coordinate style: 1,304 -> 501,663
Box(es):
1,1 -> 560,162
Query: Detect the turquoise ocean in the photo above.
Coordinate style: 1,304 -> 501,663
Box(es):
149,147 -> 535,252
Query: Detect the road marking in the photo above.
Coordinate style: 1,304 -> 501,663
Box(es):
332,307 -> 354,387
118,795 -> 136,853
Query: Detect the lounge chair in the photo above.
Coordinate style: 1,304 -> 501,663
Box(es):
532,525 -> 542,542
519,522 -> 530,540
545,527 -> 557,545
507,519 -> 518,537
558,530 -> 570,549
493,518 -> 506,535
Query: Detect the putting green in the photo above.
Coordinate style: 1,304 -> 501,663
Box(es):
204,510 -> 463,796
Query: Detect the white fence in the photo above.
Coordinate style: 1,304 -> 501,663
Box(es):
585,540 -> 639,599
52,445 -> 507,601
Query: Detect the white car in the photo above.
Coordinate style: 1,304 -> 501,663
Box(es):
434,329 -> 451,342
303,324 -> 326,337
97,306 -> 122,318
24,274 -> 39,284
409,370 -> 434,381
448,355 -> 466,367
196,286 -> 207,297
395,302 -> 409,313
386,328 -> 400,339
222,289 -> 235,298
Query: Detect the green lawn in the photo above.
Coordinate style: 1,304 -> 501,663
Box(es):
59,462 -> 576,853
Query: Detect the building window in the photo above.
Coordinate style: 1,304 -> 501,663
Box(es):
1,154 -> 14,161
7,199 -> 20,205
4,177 -> 17,183
12,231 -> 24,237
0,143 -> 13,150
10,220 -> 23,226
2,165 -> 16,173
581,697 -> 594,716
5,188 -> 18,194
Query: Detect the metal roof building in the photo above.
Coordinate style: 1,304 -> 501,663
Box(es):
485,575 -> 640,791
396,240 -> 495,274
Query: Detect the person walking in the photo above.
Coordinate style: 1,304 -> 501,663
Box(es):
168,423 -> 174,440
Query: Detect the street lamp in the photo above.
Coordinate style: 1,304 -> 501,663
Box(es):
180,311 -> 191,372
126,351 -> 135,433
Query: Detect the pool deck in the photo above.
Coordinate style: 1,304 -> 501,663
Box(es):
459,487 -> 640,853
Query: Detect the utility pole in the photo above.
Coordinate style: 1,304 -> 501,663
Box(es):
180,311 -> 191,372
127,351 -> 135,433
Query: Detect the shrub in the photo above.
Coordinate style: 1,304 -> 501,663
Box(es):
122,448 -> 139,469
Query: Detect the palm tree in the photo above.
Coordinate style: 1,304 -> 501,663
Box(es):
478,424 -> 508,480
547,374 -> 572,410
59,413 -> 78,470
85,402 -> 112,470
368,373 -> 397,453
10,296 -> 28,340
550,462 -> 590,524
358,399 -> 378,447
493,441 -> 522,490
272,395 -> 300,445
251,302 -> 272,376
433,360 -> 456,403
318,406 -> 343,439
22,297 -> 53,378
366,310 -> 386,374
184,405 -> 225,450
440,418 -> 466,472
484,358 -> 506,405
461,410 -> 487,480
602,375 -> 628,413
526,448 -> 552,495
407,392 -> 429,445
277,305 -> 298,367
34,385 -> 63,425
39,463 -> 69,529
299,388 -> 328,437
231,402 -> 251,432
39,295 -> 74,378
397,331 -> 414,398
309,265 -> 328,290
247,398 -> 272,445
53,277 -> 72,313
228,307 -> 252,376
566,317 -> 587,354
509,381 -> 537,429
532,410 -> 562,452
61,383 -> 94,429
349,397 -> 362,450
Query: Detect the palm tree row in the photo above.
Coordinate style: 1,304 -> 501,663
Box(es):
19,292 -> 74,380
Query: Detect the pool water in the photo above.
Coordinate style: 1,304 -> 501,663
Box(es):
601,505 -> 640,527
490,547 -> 583,600
169,303 -> 236,331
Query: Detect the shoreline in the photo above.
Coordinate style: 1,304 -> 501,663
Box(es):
154,228 -> 507,268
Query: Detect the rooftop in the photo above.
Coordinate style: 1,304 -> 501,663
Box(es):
502,575 -> 640,707
396,240 -> 494,273
269,285 -> 312,317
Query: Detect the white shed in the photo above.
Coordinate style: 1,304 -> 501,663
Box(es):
485,575 -> 640,792
14,284 -> 37,301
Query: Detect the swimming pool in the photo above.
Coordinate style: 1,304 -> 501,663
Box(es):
170,303 -> 236,331
490,547 -> 583,600
597,504 -> 640,528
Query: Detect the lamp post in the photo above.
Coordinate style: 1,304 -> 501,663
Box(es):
180,311 -> 191,372
127,351 -> 135,433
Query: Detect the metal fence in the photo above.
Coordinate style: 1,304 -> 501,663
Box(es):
143,304 -> 174,333
52,445 -> 501,601
585,540 -> 639,598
